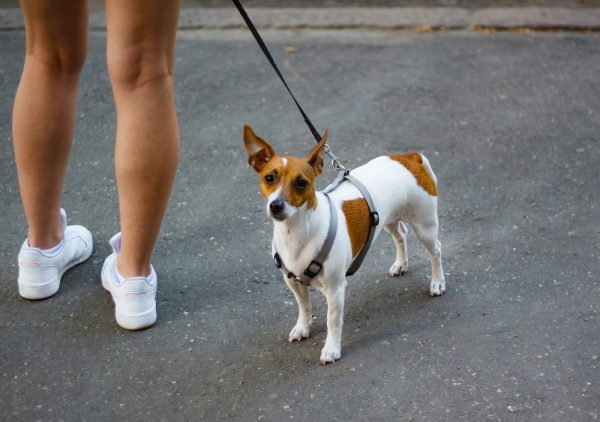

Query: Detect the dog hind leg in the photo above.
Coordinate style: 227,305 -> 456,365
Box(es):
411,215 -> 445,296
385,220 -> 409,276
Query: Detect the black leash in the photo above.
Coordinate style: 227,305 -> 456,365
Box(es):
231,0 -> 322,144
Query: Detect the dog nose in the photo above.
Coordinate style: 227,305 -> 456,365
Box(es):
269,198 -> 285,215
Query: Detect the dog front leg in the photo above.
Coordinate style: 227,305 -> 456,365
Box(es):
285,276 -> 312,342
320,281 -> 346,364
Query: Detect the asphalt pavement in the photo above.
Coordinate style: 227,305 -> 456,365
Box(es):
2,1 -> 600,8
1,15 -> 599,422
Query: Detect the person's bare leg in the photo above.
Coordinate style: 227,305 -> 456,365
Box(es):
12,0 -> 88,249
105,0 -> 180,278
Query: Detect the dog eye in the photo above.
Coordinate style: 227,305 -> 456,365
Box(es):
294,178 -> 308,190
264,173 -> 277,184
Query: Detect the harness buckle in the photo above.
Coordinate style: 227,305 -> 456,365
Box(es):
371,211 -> 380,226
273,253 -> 282,268
303,260 -> 323,278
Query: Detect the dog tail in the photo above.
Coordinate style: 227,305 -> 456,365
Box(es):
418,153 -> 438,188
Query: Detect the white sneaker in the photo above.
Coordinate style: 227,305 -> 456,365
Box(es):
101,233 -> 157,330
18,208 -> 93,300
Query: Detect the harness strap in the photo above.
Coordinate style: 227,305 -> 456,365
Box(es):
273,193 -> 338,286
324,171 -> 379,275
343,173 -> 379,275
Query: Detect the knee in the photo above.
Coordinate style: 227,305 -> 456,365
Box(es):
27,40 -> 87,77
107,44 -> 173,92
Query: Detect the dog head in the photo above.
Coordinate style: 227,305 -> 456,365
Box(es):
243,124 -> 328,221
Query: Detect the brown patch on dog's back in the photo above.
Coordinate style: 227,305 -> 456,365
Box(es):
341,198 -> 370,257
388,153 -> 437,196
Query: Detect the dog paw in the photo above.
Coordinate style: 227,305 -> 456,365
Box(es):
319,345 -> 341,365
429,278 -> 446,296
288,324 -> 310,342
389,260 -> 408,277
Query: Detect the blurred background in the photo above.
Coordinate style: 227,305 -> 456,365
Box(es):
1,0 -> 600,8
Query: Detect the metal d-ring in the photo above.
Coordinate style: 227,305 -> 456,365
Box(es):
324,144 -> 346,172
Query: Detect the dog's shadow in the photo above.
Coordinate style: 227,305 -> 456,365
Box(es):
302,260 -> 440,358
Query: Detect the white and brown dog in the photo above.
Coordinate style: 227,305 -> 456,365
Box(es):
243,125 -> 445,364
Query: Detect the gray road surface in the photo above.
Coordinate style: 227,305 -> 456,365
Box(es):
1,27 -> 599,421
1,0 -> 600,8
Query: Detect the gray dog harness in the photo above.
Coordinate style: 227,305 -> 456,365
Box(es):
273,171 -> 379,286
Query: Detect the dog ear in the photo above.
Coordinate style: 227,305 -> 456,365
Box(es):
306,129 -> 328,176
243,125 -> 275,172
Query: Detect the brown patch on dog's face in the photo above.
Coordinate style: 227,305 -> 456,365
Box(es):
259,156 -> 320,209
388,152 -> 437,196
341,198 -> 370,257
243,125 -> 329,215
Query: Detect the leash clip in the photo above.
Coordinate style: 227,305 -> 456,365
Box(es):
324,144 -> 346,172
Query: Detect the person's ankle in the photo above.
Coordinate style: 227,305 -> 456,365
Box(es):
27,231 -> 64,250
26,211 -> 65,249
115,256 -> 152,279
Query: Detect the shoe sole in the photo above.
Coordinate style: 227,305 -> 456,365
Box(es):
18,246 -> 93,300
101,265 -> 157,331
114,308 -> 157,331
